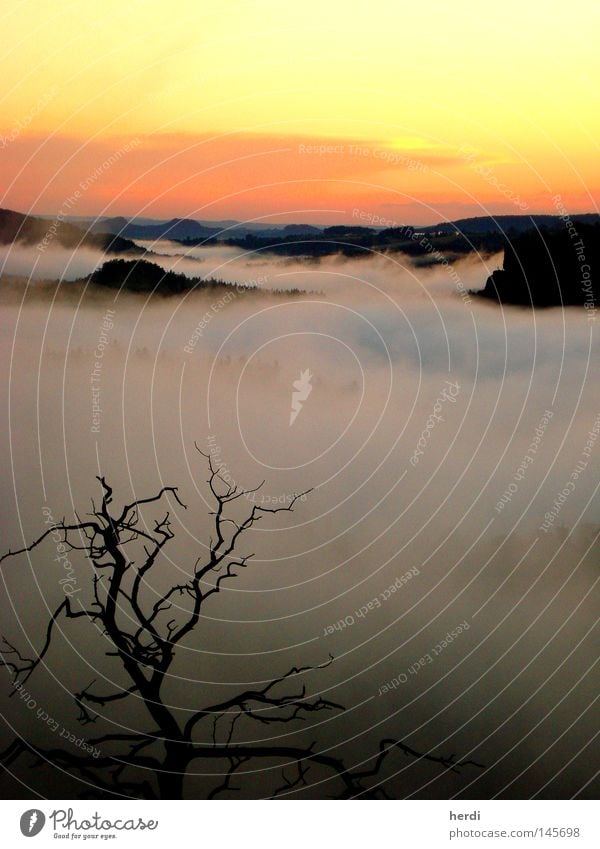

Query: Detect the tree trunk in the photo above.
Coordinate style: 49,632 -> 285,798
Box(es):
157,753 -> 186,799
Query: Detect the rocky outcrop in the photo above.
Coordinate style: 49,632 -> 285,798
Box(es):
479,223 -> 598,308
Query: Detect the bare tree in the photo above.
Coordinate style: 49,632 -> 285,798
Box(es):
0,448 -> 482,799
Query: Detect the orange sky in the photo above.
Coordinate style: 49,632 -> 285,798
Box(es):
1,0 -> 598,225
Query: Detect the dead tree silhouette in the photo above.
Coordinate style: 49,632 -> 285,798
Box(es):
0,448 -> 482,798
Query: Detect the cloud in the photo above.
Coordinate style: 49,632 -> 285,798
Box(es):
0,245 -> 597,798
0,132 -> 529,226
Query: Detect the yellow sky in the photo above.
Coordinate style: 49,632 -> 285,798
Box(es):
1,0 -> 598,222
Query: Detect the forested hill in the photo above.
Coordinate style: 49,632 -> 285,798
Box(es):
0,208 -> 142,255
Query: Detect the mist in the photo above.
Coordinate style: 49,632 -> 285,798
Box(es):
0,243 -> 597,799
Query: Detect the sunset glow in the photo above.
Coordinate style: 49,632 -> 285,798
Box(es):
1,0 -> 599,222
1,0 -> 599,811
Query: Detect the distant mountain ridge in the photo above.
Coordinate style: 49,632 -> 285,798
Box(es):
422,214 -> 600,236
78,212 -> 600,242
12,209 -> 600,247
95,217 -> 219,241
63,216 -> 321,243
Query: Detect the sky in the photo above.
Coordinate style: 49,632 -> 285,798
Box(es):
1,0 -> 599,224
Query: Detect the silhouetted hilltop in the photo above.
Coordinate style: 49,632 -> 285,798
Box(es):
281,223 -> 322,235
0,208 -> 142,254
90,259 -> 197,294
86,215 -> 130,235
478,223 -> 599,308
88,259 -> 311,297
423,214 -> 599,236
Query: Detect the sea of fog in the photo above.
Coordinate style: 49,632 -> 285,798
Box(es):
0,239 -> 598,798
